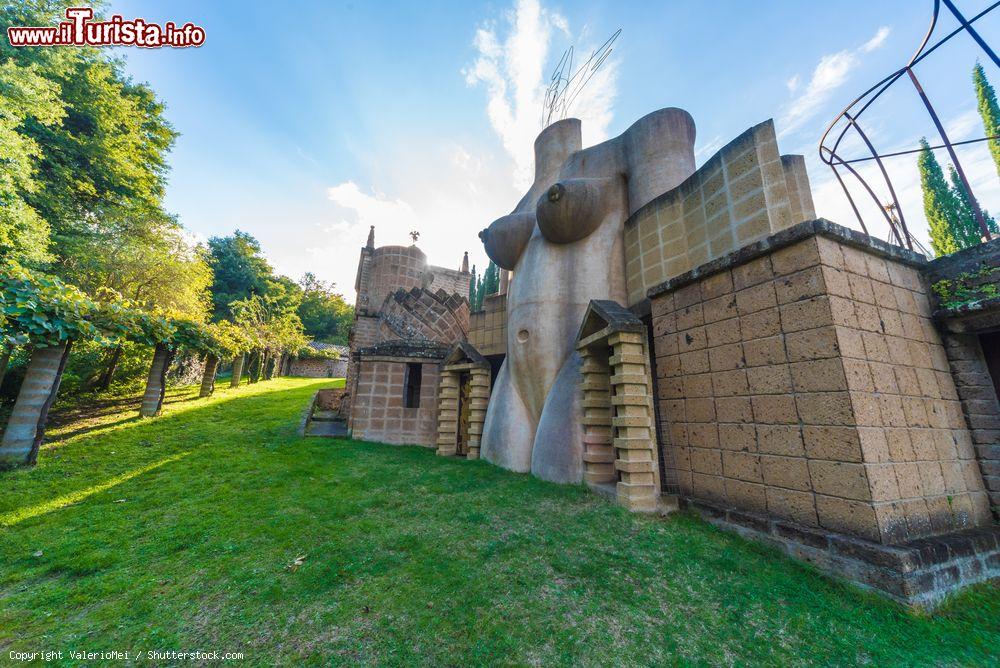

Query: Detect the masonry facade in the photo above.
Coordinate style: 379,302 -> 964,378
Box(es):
344,227 -> 472,446
338,109 -> 1000,606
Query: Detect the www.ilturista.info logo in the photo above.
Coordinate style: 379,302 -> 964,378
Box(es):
7,7 -> 205,48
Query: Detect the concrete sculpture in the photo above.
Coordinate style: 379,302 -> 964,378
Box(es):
478,108 -> 697,482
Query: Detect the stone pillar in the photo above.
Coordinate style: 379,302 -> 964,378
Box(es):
436,371 -> 459,456
580,346 -> 615,486
943,333 -> 1000,519
609,331 -> 660,512
467,368 -> 490,459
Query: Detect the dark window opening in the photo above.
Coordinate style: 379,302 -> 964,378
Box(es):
404,363 -> 423,408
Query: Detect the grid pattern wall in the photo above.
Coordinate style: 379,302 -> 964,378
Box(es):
650,235 -> 990,545
623,121 -> 815,306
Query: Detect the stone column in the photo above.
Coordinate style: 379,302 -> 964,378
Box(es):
436,371 -> 459,456
0,342 -> 71,468
140,343 -> 174,417
230,353 -> 244,388
580,346 -> 615,486
467,368 -> 490,460
199,354 -> 220,398
609,331 -> 660,512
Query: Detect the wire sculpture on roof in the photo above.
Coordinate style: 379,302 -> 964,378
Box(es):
542,28 -> 622,128
819,0 -> 999,254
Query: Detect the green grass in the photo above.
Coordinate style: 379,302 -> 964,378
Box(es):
0,377 -> 997,666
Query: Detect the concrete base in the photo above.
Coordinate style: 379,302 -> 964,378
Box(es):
681,497 -> 1000,609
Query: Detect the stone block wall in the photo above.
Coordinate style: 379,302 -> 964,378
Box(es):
941,333 -> 1000,517
350,358 -> 440,446
649,222 -> 991,545
428,265 -> 472,299
623,120 -> 815,306
468,293 -> 508,356
367,246 -> 429,315
289,357 -> 348,378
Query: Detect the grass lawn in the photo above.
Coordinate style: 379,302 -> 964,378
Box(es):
1,377 -> 997,666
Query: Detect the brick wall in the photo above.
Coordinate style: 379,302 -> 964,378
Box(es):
468,292 -> 507,356
623,120 -> 815,306
377,288 -> 469,344
650,227 -> 991,544
350,358 -> 440,446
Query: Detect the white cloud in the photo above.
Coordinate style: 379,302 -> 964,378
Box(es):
786,75 -> 800,93
311,142 -> 521,299
695,134 -> 725,163
944,109 -> 982,142
862,26 -> 891,53
325,181 -> 420,232
779,26 -> 891,137
464,0 -> 618,188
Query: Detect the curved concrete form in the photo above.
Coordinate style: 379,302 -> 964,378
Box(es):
479,107 -> 697,483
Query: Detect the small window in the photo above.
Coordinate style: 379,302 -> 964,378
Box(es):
404,363 -> 422,408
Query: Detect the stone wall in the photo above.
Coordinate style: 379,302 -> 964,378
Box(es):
649,220 -> 991,545
366,246 -> 429,316
428,265 -> 473,299
289,357 -> 348,378
468,292 -> 508,357
623,120 -> 815,306
941,334 -> 1000,518
350,356 -> 440,446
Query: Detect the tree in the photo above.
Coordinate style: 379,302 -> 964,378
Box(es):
0,264 -> 102,467
1,2 -> 177,280
949,165 -> 998,244
468,265 -> 478,309
918,139 -> 962,256
974,63 -> 1000,179
207,231 -> 274,320
297,273 -> 353,344
0,59 -> 62,265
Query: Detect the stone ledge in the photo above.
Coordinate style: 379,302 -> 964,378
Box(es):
679,497 -> 1000,609
647,218 -> 928,299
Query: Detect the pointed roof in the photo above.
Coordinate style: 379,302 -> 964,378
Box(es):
441,341 -> 489,370
575,299 -> 645,349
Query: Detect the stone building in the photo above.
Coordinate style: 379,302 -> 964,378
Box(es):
339,108 -> 1000,606
344,227 -> 472,446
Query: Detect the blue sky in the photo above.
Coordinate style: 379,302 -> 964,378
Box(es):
104,0 -> 1000,298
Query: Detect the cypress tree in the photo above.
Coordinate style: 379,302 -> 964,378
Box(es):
918,138 -> 962,256
974,63 -> 1000,179
949,165 -> 998,246
468,265 -> 478,309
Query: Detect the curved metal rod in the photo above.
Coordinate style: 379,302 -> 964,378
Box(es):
817,0 -> 999,249
823,147 -> 904,245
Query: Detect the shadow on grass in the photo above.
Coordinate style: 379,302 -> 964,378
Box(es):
0,378 -> 335,518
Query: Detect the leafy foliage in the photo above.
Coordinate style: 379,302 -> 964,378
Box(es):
931,266 -> 1000,310
207,231 -> 275,321
0,262 -> 100,347
297,273 -> 352,344
975,63 -> 1000,180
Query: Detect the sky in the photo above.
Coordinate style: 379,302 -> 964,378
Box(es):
101,0 -> 1000,300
